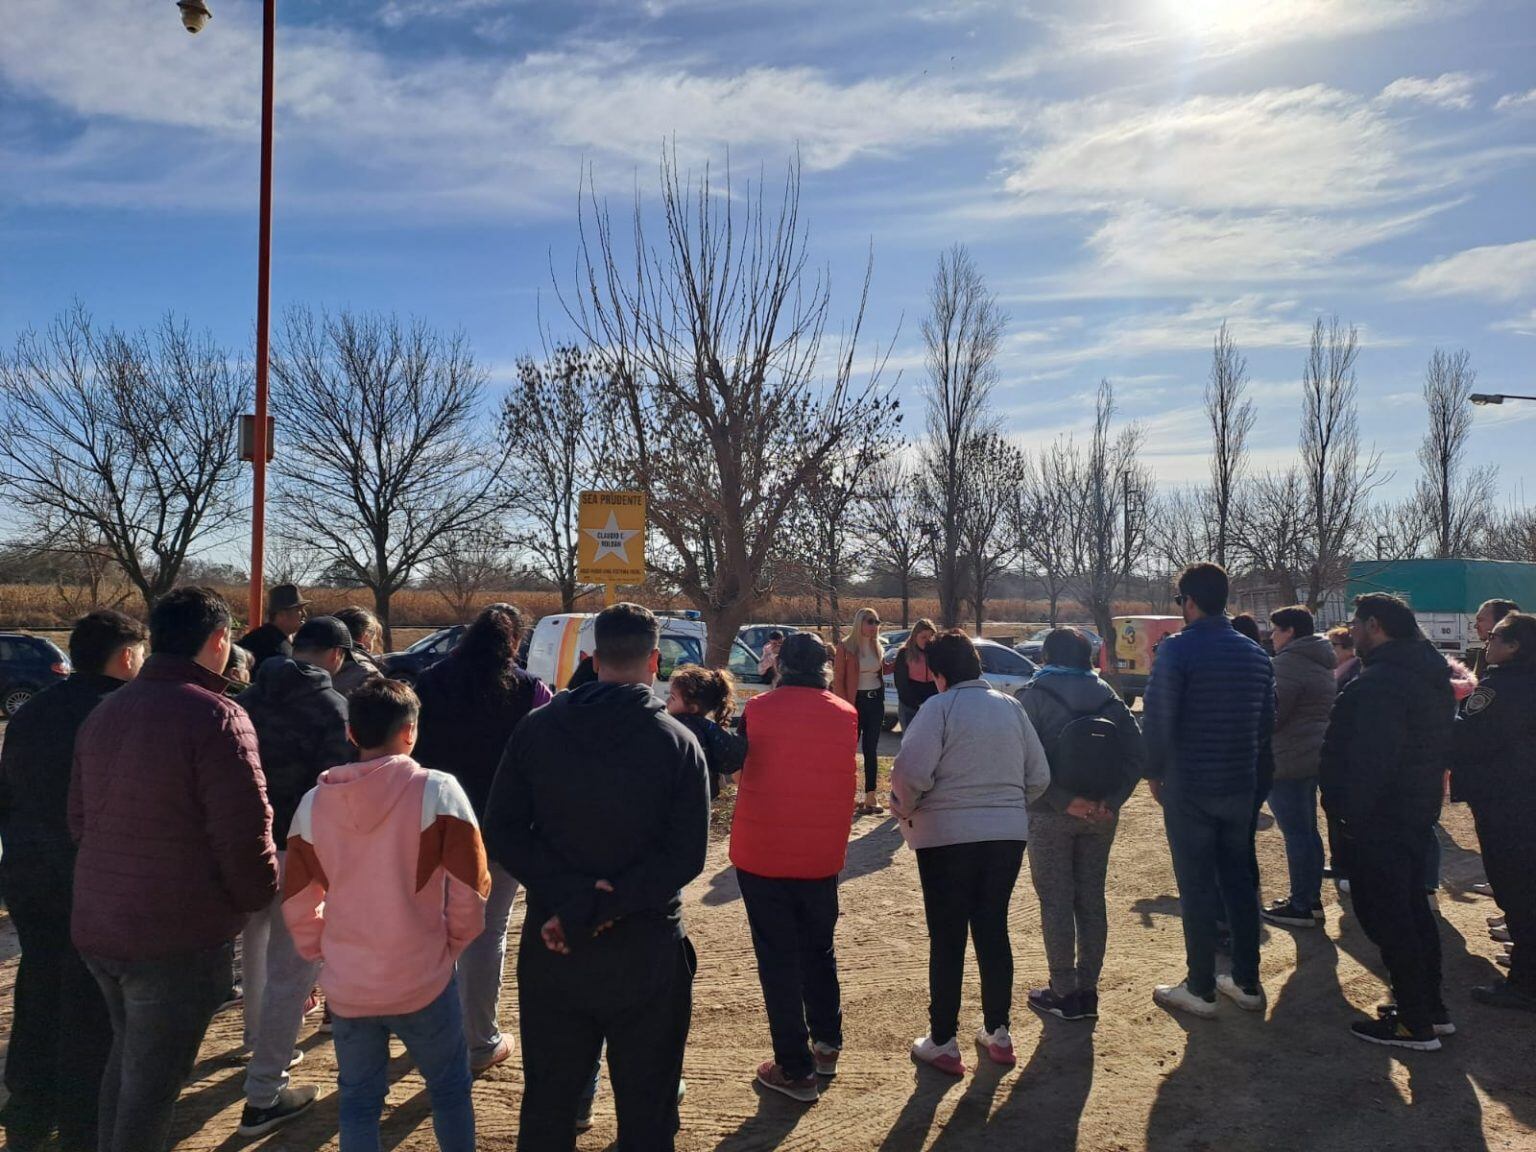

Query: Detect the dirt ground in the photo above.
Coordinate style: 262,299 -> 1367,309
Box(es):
2,728 -> 1533,1152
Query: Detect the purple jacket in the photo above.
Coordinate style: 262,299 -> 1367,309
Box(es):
69,654 -> 278,960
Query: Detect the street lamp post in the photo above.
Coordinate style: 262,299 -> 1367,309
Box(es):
178,0 -> 275,632
1471,393 -> 1536,405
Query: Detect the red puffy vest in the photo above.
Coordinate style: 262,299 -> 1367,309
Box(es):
729,686 -> 859,880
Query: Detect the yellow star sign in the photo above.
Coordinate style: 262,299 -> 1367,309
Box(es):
577,491 -> 646,585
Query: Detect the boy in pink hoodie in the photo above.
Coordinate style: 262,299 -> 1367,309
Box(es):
283,678 -> 489,1152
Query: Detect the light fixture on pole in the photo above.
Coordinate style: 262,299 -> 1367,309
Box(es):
178,0 -> 277,633
1471,393 -> 1536,406
177,0 -> 211,33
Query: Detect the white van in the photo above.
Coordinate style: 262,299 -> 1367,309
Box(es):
526,613 -> 771,701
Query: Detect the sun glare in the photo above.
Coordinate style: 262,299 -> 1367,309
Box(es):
1164,0 -> 1280,40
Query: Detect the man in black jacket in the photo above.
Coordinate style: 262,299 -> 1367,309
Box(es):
0,610 -> 146,1152
1321,593 -> 1454,1050
237,583 -> 309,667
232,616 -> 352,1137
484,603 -> 709,1152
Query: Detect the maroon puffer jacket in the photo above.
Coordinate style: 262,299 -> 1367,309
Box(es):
69,654 -> 278,960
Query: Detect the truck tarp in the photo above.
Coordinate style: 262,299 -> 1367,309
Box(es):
1345,559 -> 1536,612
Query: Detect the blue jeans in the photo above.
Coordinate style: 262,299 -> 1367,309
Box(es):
456,862 -> 519,1064
1161,784 -> 1261,996
331,976 -> 475,1152
1267,777 -> 1324,910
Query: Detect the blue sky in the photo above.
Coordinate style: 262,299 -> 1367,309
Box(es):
3,0 -> 1535,509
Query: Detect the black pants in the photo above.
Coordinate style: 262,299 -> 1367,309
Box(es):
1473,803 -> 1536,994
85,940 -> 232,1152
1345,829 -> 1443,1030
915,840 -> 1024,1044
0,856 -> 111,1150
517,917 -> 695,1152
737,870 -> 843,1079
855,689 -> 883,792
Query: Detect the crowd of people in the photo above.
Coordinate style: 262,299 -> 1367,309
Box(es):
0,563 -> 1530,1152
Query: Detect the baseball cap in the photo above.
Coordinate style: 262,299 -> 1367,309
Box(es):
293,616 -> 354,651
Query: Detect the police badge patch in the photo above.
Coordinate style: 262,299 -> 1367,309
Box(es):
1465,686 -> 1495,716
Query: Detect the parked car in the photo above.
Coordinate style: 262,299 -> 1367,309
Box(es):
0,632 -> 71,718
526,612 -> 772,703
883,637 -> 1037,727
1014,624 -> 1103,665
737,623 -> 802,658
380,625 -> 467,685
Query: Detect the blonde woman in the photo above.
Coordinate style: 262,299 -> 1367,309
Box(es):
835,607 -> 887,814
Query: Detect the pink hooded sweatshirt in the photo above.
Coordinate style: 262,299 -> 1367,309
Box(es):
282,754 -> 489,1018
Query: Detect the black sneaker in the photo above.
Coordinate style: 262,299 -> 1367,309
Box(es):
1077,989 -> 1100,1019
1471,982 -> 1536,1014
1261,899 -> 1317,928
1350,1016 -> 1441,1051
1027,987 -> 1075,1020
238,1085 -> 319,1137
1376,1003 -> 1455,1036
575,1094 -> 595,1133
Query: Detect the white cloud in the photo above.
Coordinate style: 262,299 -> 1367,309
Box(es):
1402,240 -> 1536,301
1495,88 -> 1536,112
1377,72 -> 1478,111
1004,87 -> 1424,215
1490,308 -> 1536,337
1008,0 -> 1464,76
0,0 -> 1011,216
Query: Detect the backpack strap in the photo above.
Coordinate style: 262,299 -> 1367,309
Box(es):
1029,679 -> 1114,719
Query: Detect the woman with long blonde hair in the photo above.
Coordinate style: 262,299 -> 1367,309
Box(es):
835,607 -> 887,814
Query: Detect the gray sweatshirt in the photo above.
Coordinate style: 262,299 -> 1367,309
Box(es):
890,679 -> 1052,849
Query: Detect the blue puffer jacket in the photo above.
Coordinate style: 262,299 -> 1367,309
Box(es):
1142,615 -> 1276,796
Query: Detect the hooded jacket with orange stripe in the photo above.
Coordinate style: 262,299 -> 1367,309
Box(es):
282,754 -> 490,1018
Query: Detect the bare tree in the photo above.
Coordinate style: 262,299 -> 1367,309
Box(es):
1414,348 -> 1496,558
1298,316 -> 1383,613
502,345 -> 613,611
801,435 -> 881,629
957,432 -> 1024,631
0,304 -> 245,610
270,308 -> 511,648
917,245 -> 1006,628
563,151 -> 899,666
1014,441 -> 1076,626
1064,381 -> 1152,679
1231,469 -> 1308,604
423,526 -> 512,619
1206,322 -> 1256,566
863,454 -> 927,627
1149,484 -> 1219,582
1482,495 -> 1536,562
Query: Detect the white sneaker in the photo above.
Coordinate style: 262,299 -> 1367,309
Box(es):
910,1035 -> 965,1076
1153,982 -> 1218,1019
974,1025 -> 1016,1067
1216,974 -> 1266,1013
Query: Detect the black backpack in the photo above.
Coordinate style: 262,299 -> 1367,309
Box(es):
1029,681 -> 1125,801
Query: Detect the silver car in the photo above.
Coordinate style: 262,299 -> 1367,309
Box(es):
884,638 -> 1039,727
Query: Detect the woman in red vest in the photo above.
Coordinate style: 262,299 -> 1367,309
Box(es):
730,633 -> 859,1104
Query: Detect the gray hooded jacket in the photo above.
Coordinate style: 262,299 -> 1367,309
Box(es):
1271,632 -> 1337,781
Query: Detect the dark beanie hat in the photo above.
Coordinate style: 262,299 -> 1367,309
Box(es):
777,632 -> 830,677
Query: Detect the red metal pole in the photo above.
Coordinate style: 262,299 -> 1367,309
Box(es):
249,0 -> 275,632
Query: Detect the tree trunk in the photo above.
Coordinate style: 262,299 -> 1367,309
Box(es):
373,585 -> 395,653
1048,590 -> 1059,626
702,598 -> 755,669
1092,599 -> 1122,691
900,571 -> 911,628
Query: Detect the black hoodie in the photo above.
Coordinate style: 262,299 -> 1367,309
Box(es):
236,657 -> 351,841
482,680 -> 709,942
1320,636 -> 1453,836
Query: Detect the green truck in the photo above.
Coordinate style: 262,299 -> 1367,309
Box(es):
1345,558 -> 1536,657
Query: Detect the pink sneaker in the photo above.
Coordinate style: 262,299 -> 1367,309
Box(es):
975,1025 -> 1016,1066
911,1035 -> 965,1076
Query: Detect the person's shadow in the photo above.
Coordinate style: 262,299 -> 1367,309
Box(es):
843,819 -> 905,882
977,1017 -> 1095,1151
701,864 -> 741,906
713,1080 -> 814,1151
874,1066 -> 966,1152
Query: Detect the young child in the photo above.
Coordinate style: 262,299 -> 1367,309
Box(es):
283,678 -> 489,1152
667,665 -> 748,798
